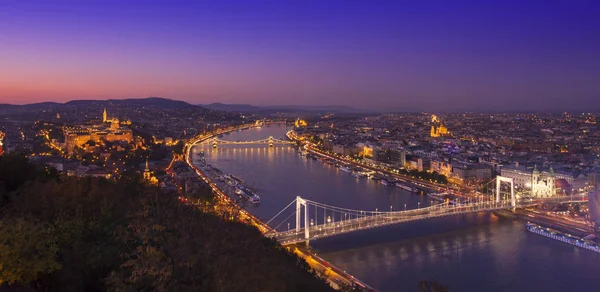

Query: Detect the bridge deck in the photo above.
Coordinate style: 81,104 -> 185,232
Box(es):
269,202 -> 524,245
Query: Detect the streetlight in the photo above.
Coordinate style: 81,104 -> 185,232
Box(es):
418,202 -> 420,209
404,203 -> 407,211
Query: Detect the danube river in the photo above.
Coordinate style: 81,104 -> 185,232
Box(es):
193,125 -> 599,292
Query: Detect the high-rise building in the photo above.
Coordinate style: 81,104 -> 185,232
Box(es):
400,150 -> 406,167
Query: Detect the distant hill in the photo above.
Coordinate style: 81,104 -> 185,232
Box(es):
201,103 -> 376,114
65,97 -> 195,109
202,103 -> 261,112
0,97 -> 203,114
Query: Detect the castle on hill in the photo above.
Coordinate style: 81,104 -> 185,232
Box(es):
63,108 -> 133,154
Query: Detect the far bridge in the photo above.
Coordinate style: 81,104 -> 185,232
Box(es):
210,136 -> 294,147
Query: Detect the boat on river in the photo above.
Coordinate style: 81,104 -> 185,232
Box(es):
381,178 -> 396,186
352,172 -> 365,178
526,223 -> 600,253
339,166 -> 352,173
235,186 -> 261,204
395,182 -> 418,193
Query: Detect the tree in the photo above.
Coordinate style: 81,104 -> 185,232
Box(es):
0,154 -> 42,206
189,184 -> 215,212
0,158 -> 333,292
171,141 -> 185,155
0,154 -> 38,193
0,218 -> 61,286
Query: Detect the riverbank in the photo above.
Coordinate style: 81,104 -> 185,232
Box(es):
287,130 -> 449,195
185,124 -> 376,291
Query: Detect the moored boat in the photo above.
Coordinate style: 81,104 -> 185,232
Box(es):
339,166 -> 352,173
526,223 -> 600,253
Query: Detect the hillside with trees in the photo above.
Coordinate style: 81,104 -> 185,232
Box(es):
0,154 -> 332,292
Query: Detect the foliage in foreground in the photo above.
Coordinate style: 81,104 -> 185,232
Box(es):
0,154 -> 332,292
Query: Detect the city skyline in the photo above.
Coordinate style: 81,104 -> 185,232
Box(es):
2,2 -> 600,291
1,1 -> 600,111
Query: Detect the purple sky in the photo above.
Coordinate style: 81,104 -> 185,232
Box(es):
1,1 -> 599,111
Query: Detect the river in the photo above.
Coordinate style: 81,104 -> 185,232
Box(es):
193,125 -> 600,292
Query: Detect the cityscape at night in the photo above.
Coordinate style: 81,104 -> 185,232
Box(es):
1,1 -> 600,292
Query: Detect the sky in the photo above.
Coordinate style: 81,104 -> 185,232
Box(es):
1,0 -> 599,111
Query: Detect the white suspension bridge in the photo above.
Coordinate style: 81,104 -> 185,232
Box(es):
265,176 -> 542,245
210,136 -> 295,147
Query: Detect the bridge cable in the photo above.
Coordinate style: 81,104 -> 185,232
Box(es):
306,199 -> 438,216
269,206 -> 302,233
265,198 -> 297,225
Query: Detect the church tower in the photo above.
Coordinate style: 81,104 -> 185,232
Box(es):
103,108 -> 108,123
143,157 -> 152,181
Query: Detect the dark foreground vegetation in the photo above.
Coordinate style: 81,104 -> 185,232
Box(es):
0,154 -> 333,291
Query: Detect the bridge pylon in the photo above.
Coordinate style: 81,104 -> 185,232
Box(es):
496,176 -> 515,207
296,196 -> 309,240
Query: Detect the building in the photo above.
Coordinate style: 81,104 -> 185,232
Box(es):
143,158 -> 159,185
500,163 -> 533,189
531,166 -> 555,198
103,108 -> 131,125
64,109 -> 133,154
452,163 -> 492,181
399,150 -> 406,168
430,159 -> 452,177
294,118 -> 307,127
362,145 -> 374,158
0,130 -> 4,156
430,114 -> 450,138
417,157 -> 430,172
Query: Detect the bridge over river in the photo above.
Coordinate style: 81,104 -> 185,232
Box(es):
266,196 -> 536,245
209,136 -> 294,147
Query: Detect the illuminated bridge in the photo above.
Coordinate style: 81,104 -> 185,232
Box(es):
265,176 -> 544,245
265,197 -> 529,245
210,136 -> 294,147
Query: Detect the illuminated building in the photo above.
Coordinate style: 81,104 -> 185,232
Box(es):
430,114 -> 450,137
295,118 -> 307,127
0,130 -> 4,156
64,109 -> 133,154
531,165 -> 555,198
143,157 -> 158,185
500,163 -> 532,188
362,145 -> 373,158
103,108 -> 132,125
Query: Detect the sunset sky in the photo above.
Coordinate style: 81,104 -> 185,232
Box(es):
1,1 -> 599,111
